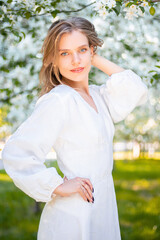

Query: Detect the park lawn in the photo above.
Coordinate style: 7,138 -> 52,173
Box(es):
0,159 -> 160,240
113,159 -> 160,240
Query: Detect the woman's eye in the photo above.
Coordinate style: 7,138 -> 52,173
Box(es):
61,52 -> 68,56
81,48 -> 87,52
80,48 -> 87,52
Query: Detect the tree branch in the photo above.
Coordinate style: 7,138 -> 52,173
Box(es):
123,0 -> 160,3
148,0 -> 160,2
30,2 -> 95,18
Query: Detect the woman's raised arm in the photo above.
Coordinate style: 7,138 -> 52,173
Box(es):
91,53 -> 125,76
90,54 -> 149,123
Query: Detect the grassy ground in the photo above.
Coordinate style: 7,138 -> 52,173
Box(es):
0,159 -> 159,240
113,159 -> 160,240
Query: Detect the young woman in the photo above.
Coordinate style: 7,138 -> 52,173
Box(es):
2,17 -> 148,240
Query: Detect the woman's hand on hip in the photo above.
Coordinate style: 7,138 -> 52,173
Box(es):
52,176 -> 94,203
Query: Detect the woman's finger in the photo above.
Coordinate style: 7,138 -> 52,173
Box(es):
79,183 -> 93,203
79,185 -> 88,202
82,178 -> 94,192
81,182 -> 93,201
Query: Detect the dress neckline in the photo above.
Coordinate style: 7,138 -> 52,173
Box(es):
58,84 -> 100,116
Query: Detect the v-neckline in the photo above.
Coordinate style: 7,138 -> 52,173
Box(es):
58,84 -> 100,116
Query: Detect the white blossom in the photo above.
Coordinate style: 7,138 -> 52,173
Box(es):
98,8 -> 109,20
9,15 -> 14,21
101,0 -> 110,4
21,0 -> 35,9
101,0 -> 116,9
94,2 -> 104,11
129,4 -> 137,12
123,7 -> 138,20
2,6 -> 7,13
107,0 -> 116,9
141,1 -> 148,7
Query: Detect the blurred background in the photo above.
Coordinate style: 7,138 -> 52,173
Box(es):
0,0 -> 160,239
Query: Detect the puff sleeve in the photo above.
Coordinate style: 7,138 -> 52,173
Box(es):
98,69 -> 149,123
1,92 -> 65,202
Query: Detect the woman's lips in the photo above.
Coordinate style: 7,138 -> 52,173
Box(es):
70,67 -> 84,73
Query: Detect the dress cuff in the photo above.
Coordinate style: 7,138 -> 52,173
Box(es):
50,176 -> 64,200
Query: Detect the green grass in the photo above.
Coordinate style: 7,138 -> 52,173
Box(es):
0,159 -> 160,240
0,170 -> 41,240
113,159 -> 160,240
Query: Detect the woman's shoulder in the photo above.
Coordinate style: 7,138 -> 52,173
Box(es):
36,85 -> 71,106
89,83 -> 103,95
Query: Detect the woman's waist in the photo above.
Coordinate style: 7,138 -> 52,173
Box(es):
57,147 -> 113,162
64,170 -> 113,185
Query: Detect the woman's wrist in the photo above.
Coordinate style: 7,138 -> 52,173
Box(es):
91,53 -> 125,76
91,53 -> 100,67
52,183 -> 63,197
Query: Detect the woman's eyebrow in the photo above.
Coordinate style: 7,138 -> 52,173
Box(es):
59,44 -> 88,52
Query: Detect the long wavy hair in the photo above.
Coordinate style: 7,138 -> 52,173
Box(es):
38,16 -> 104,98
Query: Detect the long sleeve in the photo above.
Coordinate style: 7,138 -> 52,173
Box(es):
1,91 -> 65,202
96,69 -> 149,123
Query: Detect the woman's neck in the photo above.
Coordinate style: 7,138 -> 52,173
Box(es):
61,77 -> 90,95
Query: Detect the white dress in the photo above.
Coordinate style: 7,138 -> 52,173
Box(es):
2,69 -> 148,240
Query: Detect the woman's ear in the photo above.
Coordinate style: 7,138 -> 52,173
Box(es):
90,45 -> 94,56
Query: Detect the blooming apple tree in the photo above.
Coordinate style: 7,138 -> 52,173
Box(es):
0,0 -> 160,143
92,0 -> 159,20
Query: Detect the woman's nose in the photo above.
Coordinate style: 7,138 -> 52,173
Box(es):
72,52 -> 81,65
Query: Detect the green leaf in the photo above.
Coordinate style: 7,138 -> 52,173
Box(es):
0,67 -> 9,73
112,2 -> 121,16
32,32 -> 36,38
6,89 -> 12,96
51,2 -> 57,8
149,7 -> 155,16
150,78 -> 154,84
18,36 -> 22,42
21,31 -> 26,38
153,73 -> 160,80
155,65 -> 160,69
13,31 -> 19,38
113,7 -> 120,16
27,94 -> 34,103
51,10 -> 60,18
30,65 -> 35,75
2,55 -> 7,60
12,78 -> 22,87
126,2 -> 133,8
148,70 -> 157,73
116,0 -> 122,6
123,43 -> 132,51
36,6 -> 41,13
25,12 -> 31,19
139,6 -> 145,13
0,1 -> 4,6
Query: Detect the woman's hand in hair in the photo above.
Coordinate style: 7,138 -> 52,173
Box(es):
91,53 -> 125,76
91,52 -> 98,67
52,176 -> 94,203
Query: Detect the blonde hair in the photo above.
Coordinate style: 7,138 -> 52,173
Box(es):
38,17 -> 104,98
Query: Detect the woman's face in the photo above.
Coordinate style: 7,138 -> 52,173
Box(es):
56,30 -> 94,83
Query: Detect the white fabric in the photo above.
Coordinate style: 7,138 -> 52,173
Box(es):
2,69 -> 148,240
